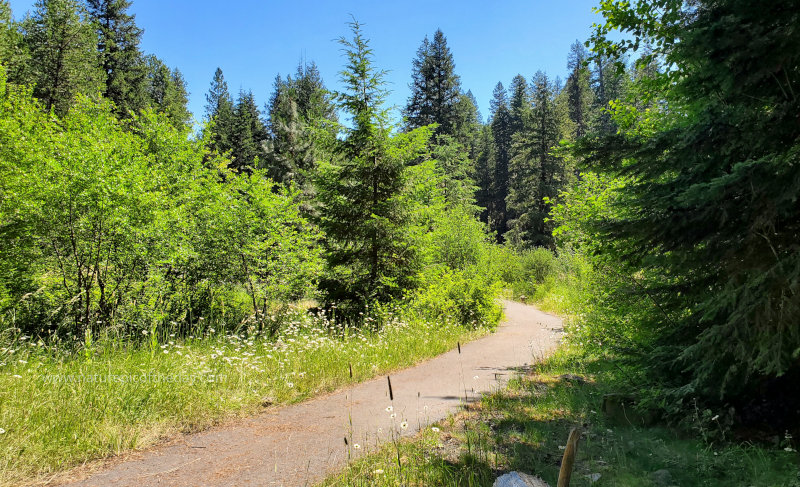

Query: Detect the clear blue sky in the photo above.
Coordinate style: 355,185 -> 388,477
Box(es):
9,0 -> 605,125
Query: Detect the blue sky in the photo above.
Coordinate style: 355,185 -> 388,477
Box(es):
9,0 -> 605,125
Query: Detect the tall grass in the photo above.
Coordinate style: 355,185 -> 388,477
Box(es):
0,305 -> 493,486
321,348 -> 800,487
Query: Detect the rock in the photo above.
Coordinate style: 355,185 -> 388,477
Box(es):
650,469 -> 674,486
493,471 -> 550,487
586,472 -> 602,483
558,374 -> 586,384
261,397 -> 275,408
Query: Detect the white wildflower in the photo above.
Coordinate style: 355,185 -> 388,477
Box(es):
400,421 -> 408,430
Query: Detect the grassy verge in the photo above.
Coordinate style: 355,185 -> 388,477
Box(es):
0,307 -> 493,486
321,347 -> 799,487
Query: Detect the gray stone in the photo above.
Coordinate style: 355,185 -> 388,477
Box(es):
493,471 -> 550,487
650,469 -> 674,486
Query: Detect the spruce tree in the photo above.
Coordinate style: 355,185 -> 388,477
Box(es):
583,0 -> 800,403
487,82 -> 512,240
23,0 -> 104,116
565,41 -> 593,139
229,90 -> 268,173
404,29 -> 462,136
204,67 -> 235,155
508,74 -> 531,135
265,61 -> 337,187
144,55 -> 190,128
316,20 -> 426,313
87,0 -> 146,117
506,71 -> 567,248
0,2 -> 28,84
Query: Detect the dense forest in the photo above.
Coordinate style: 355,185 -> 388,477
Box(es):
1,0 -> 799,481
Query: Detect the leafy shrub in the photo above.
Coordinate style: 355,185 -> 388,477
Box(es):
409,265 -> 502,328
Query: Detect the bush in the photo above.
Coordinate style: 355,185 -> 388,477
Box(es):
409,265 -> 502,328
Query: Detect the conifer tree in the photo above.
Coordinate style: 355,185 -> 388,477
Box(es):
507,71 -> 568,247
87,0 -> 146,117
316,20 -> 427,313
404,29 -> 463,136
23,0 -> 103,115
204,67 -> 235,155
583,0 -> 800,401
487,82 -> 512,240
565,41 -> 593,139
508,74 -> 531,135
266,61 -> 337,188
0,2 -> 28,83
229,90 -> 268,172
144,55 -> 190,128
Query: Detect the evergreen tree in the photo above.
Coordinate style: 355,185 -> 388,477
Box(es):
229,90 -> 267,172
451,89 -> 482,157
404,29 -> 462,136
143,55 -> 190,128
508,74 -> 531,135
265,61 -> 337,188
473,124 -> 495,225
316,20 -> 427,313
23,0 -> 103,115
565,40 -> 593,139
87,0 -> 146,117
583,0 -> 800,402
487,82 -> 512,240
0,2 -> 29,84
203,67 -> 235,155
507,72 -> 568,248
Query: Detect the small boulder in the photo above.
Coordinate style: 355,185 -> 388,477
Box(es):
650,469 -> 674,487
493,471 -> 550,487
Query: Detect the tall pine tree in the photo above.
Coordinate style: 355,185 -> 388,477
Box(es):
487,82 -> 512,240
23,0 -> 103,115
316,20 -> 427,313
203,67 -> 235,155
565,40 -> 593,139
265,61 -> 337,188
404,29 -> 463,137
507,72 -> 569,248
229,90 -> 268,173
87,0 -> 146,117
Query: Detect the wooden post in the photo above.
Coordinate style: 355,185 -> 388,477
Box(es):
557,427 -> 581,487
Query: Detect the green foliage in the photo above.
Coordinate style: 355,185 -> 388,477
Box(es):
143,55 -> 191,128
410,264 -> 502,328
486,82 -> 512,240
229,90 -> 268,172
316,21 -> 430,314
404,29 -> 464,137
23,0 -> 104,115
577,0 -> 800,404
0,70 -> 321,335
265,61 -> 337,191
87,0 -> 147,118
506,72 -> 572,248
203,67 -> 235,155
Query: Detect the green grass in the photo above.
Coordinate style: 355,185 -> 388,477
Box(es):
0,306 -> 493,487
320,347 -> 800,487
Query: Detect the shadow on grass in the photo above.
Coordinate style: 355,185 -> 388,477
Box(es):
321,351 -> 799,487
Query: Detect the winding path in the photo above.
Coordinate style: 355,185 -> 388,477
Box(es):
59,300 -> 562,487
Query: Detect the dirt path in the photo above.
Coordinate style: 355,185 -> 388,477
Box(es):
58,300 -> 562,487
